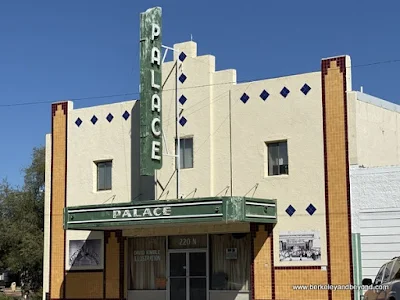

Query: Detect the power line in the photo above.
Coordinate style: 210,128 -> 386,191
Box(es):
0,92 -> 138,108
1,57 -> 399,108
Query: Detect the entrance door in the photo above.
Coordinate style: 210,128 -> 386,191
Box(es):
169,251 -> 207,300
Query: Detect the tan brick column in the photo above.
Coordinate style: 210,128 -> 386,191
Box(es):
104,231 -> 125,299
251,224 -> 273,300
321,56 -> 354,300
49,102 -> 69,299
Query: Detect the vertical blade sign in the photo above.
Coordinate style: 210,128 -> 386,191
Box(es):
140,7 -> 162,176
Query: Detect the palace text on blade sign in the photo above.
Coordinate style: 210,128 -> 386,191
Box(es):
112,207 -> 172,219
150,23 -> 162,161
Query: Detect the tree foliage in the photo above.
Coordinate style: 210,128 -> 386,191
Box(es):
0,147 -> 45,292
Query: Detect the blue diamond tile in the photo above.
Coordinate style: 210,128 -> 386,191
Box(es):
306,203 -> 317,216
179,74 -> 187,83
91,115 -> 98,125
240,93 -> 249,103
280,87 -> 290,98
75,118 -> 82,127
179,95 -> 187,105
122,111 -> 130,120
179,52 -> 187,62
301,83 -> 311,95
260,90 -> 270,101
106,113 -> 114,122
285,205 -> 296,217
179,116 -> 187,126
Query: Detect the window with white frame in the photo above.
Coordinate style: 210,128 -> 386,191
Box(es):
96,160 -> 112,191
267,141 -> 288,176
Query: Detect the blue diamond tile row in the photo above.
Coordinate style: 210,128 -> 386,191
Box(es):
280,87 -> 290,98
91,115 -> 98,125
285,204 -> 317,216
306,203 -> 317,216
179,74 -> 187,84
106,113 -> 114,123
240,93 -> 249,103
179,116 -> 187,126
240,84 -> 312,103
75,111 -> 131,127
179,52 -> 187,62
260,90 -> 269,101
301,83 -> 311,95
75,118 -> 82,127
122,111 -> 130,120
286,205 -> 296,216
179,95 -> 187,105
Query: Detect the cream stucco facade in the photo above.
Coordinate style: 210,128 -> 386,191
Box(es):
43,41 -> 400,300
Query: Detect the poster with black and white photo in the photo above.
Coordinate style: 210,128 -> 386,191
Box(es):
279,230 -> 321,262
69,239 -> 103,269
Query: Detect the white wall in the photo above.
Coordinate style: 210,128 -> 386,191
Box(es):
156,41 -> 215,199
350,165 -> 400,281
42,134 -> 51,300
350,165 -> 400,233
60,41 -> 328,267
154,42 -> 327,266
67,100 -> 140,207
354,92 -> 400,167
229,72 -> 327,267
359,208 -> 400,281
66,100 -> 152,270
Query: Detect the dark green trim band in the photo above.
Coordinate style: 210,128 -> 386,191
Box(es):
64,197 -> 277,230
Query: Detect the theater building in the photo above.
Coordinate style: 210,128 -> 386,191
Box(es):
42,7 -> 400,300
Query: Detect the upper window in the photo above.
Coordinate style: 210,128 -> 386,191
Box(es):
267,141 -> 288,176
177,138 -> 193,169
96,161 -> 112,191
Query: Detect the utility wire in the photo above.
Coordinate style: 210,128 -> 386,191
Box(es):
0,57 -> 399,108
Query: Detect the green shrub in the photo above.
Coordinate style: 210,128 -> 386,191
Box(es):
29,289 -> 42,300
0,293 -> 17,300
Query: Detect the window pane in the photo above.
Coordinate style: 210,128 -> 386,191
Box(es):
128,237 -> 166,290
170,252 -> 186,277
210,233 -> 250,291
383,261 -> 394,283
190,278 -> 206,300
374,265 -> 386,285
391,260 -> 400,280
190,252 -> 206,276
178,138 -> 193,169
105,163 -> 112,190
170,278 -> 186,300
180,140 -> 185,168
184,139 -> 193,168
98,164 -> 105,190
97,161 -> 112,191
279,142 -> 289,175
279,142 -> 288,164
268,143 -> 278,175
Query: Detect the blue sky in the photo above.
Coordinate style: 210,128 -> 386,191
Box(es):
0,0 -> 399,187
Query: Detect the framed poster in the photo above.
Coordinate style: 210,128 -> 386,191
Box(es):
279,230 -> 321,262
69,239 -> 103,270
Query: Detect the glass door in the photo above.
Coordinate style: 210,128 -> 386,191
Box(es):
169,251 -> 207,300
189,252 -> 207,300
170,252 -> 187,300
